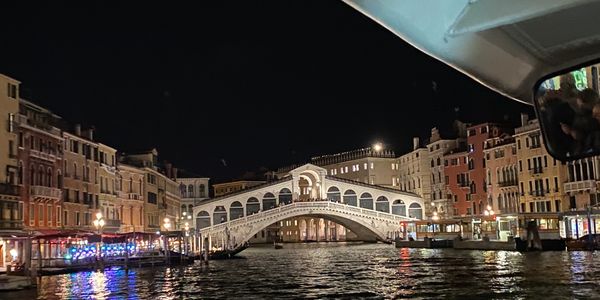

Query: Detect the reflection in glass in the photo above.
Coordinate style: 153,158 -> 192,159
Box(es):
536,63 -> 600,159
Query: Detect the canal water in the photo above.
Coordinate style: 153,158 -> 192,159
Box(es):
6,242 -> 600,299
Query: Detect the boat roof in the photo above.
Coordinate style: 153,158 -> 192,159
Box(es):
343,0 -> 600,104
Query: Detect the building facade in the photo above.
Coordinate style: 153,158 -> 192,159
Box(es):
177,177 -> 210,216
484,135 -> 520,215
17,99 -> 64,231
97,143 -> 119,232
213,180 -> 264,197
398,138 -> 432,217
116,163 -> 145,233
0,74 -> 21,232
445,150 -> 470,216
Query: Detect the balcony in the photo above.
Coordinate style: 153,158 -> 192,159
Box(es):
30,185 -> 62,200
564,180 -> 596,193
29,149 -> 57,162
529,167 -> 543,175
498,181 -> 518,187
0,183 -> 19,196
0,199 -> 23,230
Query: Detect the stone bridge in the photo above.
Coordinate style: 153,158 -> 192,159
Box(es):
192,164 -> 424,251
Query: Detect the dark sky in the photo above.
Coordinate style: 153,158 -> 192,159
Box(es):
0,1 -> 532,182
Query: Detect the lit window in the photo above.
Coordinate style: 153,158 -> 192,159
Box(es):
345,166 -> 348,173
364,163 -> 368,170
370,163 -> 374,169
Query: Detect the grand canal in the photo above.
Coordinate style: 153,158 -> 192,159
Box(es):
6,242 -> 600,299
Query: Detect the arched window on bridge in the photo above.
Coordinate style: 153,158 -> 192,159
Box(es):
263,193 -> 276,211
188,204 -> 193,213
408,203 -> 423,219
230,201 -> 244,220
213,206 -> 227,225
196,211 -> 210,229
279,188 -> 292,205
359,193 -> 373,210
375,196 -> 389,213
392,200 -> 406,216
246,197 -> 260,215
326,187 -> 341,202
199,184 -> 206,198
343,190 -> 357,206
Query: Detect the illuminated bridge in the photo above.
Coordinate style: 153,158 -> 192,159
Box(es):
192,164 -> 424,252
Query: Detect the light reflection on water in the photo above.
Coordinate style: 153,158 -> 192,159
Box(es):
5,243 -> 600,299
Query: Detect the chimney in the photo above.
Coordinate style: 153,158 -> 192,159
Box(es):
520,113 -> 529,126
172,167 -> 178,180
413,137 -> 419,150
74,124 -> 81,136
86,127 -> 94,141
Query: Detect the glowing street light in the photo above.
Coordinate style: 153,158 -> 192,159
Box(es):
92,212 -> 105,262
163,217 -> 172,230
483,205 -> 495,216
432,211 -> 440,221
373,143 -> 383,152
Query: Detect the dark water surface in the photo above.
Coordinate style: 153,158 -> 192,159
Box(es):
6,242 -> 600,299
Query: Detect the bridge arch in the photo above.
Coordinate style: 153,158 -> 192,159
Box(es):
343,190 -> 357,206
213,206 -> 227,225
262,193 -> 277,211
230,201 -> 244,220
408,202 -> 423,219
247,197 -> 260,215
392,199 -> 406,216
375,196 -> 389,213
326,186 -> 341,202
196,211 -> 210,229
359,192 -> 373,210
279,188 -> 292,205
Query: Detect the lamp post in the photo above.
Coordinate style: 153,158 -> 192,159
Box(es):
180,212 -> 192,254
92,212 -> 105,265
483,205 -> 495,240
163,217 -> 171,263
431,211 -> 440,239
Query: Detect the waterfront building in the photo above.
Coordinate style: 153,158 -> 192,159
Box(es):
17,99 -> 64,231
444,149 -> 470,216
62,128 -> 100,231
0,75 -> 21,231
561,154 -> 600,238
426,125 -> 466,219
97,143 -> 119,233
514,117 -> 565,238
120,149 -> 182,232
177,176 -> 210,216
116,163 -> 145,232
398,138 -> 432,217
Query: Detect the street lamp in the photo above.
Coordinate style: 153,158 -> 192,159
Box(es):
483,205 -> 495,216
92,212 -> 105,262
373,143 -> 383,152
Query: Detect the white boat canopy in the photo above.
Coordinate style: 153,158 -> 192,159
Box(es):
343,0 -> 600,104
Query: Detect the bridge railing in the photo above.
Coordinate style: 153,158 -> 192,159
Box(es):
199,201 -> 418,234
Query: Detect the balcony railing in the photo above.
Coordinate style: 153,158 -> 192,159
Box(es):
105,219 -> 121,228
0,183 -> 19,196
0,219 -> 23,230
29,149 -> 57,162
564,180 -> 596,193
498,181 -> 518,187
529,167 -> 543,175
30,185 -> 62,200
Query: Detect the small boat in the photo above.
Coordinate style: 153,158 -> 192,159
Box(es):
274,243 -> 283,249
208,243 -> 249,260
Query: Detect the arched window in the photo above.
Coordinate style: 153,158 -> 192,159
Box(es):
392,200 -> 406,216
375,196 -> 389,213
38,166 -> 44,186
57,170 -> 63,188
230,201 -> 244,220
213,206 -> 227,225
279,188 -> 293,205
246,197 -> 260,215
326,187 -> 341,202
181,204 -> 187,213
262,193 -> 276,211
437,157 -> 441,166
359,192 -> 373,210
47,168 -> 52,187
188,184 -> 194,197
408,203 -> 423,219
196,211 -> 210,229
18,161 -> 23,184
199,184 -> 206,197
343,190 -> 357,206
29,165 -> 35,186
179,184 -> 187,198
188,204 -> 193,213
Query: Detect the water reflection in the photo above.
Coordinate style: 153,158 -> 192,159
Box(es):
5,243 -> 600,299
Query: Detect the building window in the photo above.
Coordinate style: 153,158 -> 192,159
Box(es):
38,204 -> 44,226
7,83 -> 17,98
370,162 -> 374,170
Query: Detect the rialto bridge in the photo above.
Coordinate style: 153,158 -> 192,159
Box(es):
192,164 -> 424,251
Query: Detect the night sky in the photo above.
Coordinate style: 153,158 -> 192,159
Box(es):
0,1 -> 533,182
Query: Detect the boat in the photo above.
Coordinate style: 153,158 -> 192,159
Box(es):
207,243 -> 249,260
274,243 -> 283,249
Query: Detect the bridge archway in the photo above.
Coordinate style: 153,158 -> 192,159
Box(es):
279,188 -> 292,205
375,196 -> 389,213
247,197 -> 260,215
359,192 -> 373,210
392,199 -> 406,216
213,206 -> 227,225
408,203 -> 423,219
263,193 -> 276,211
196,211 -> 210,229
343,190 -> 357,206
327,186 -> 341,202
230,201 -> 244,220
